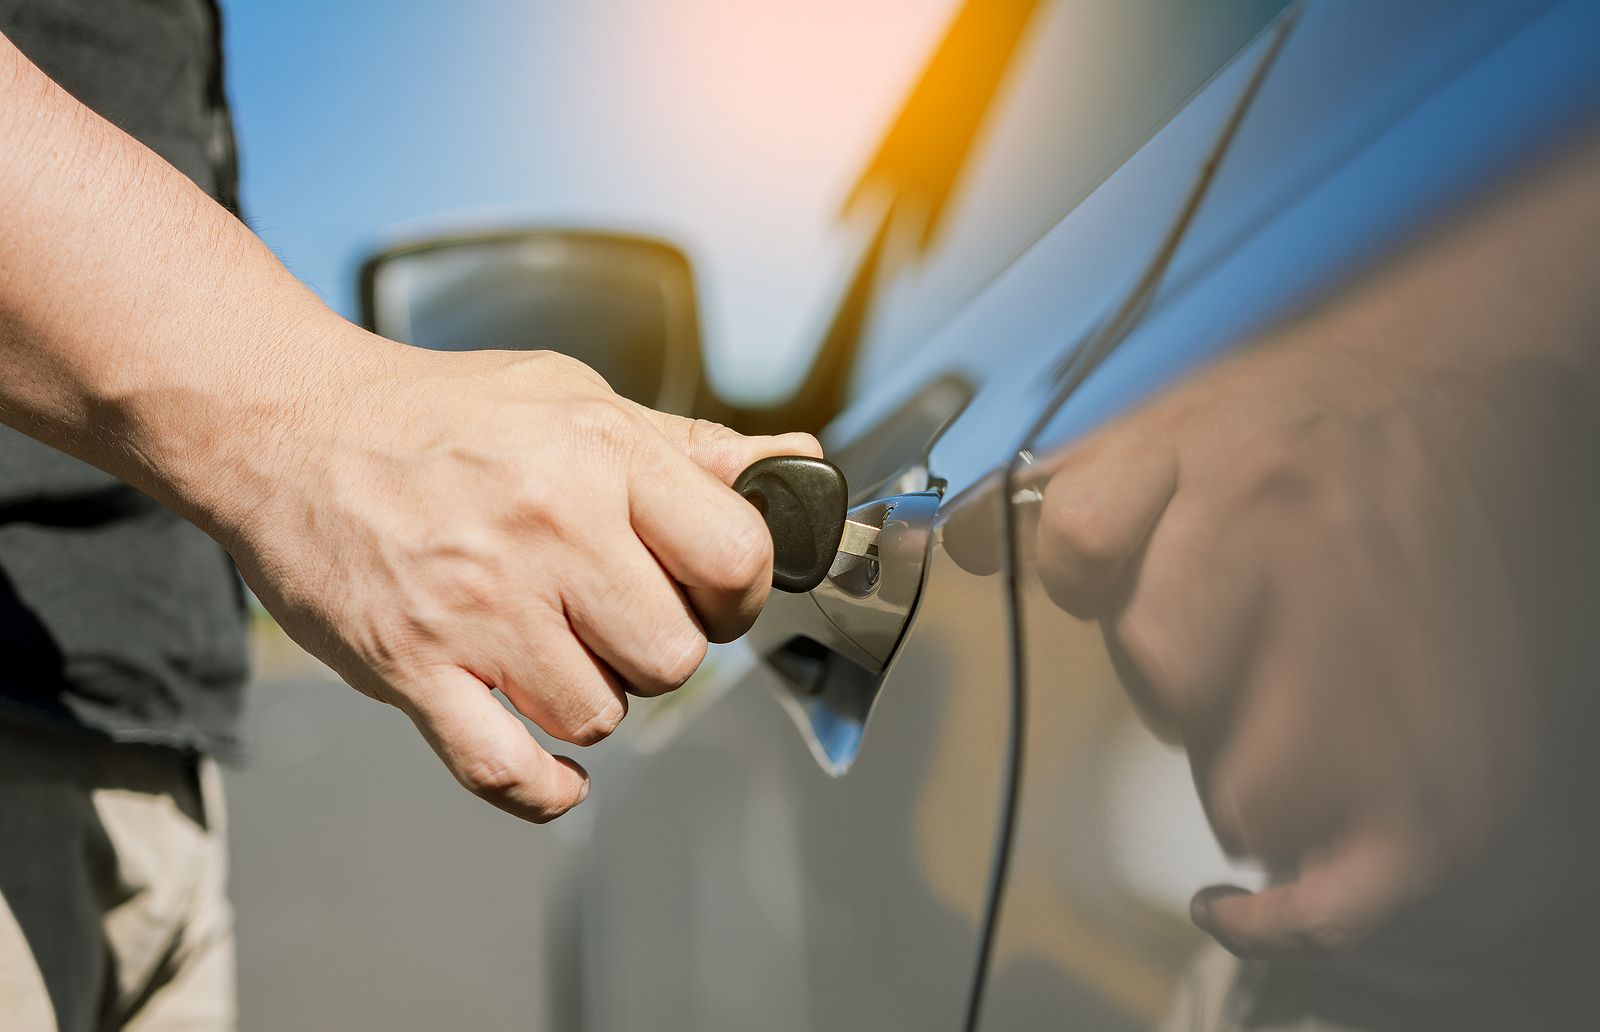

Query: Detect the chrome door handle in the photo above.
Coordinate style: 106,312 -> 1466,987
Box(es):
742,490 -> 939,773
810,492 -> 940,667
746,491 -> 940,675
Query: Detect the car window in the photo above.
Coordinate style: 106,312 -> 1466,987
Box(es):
852,0 -> 1291,390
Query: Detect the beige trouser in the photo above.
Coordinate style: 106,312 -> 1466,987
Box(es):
0,720 -> 235,1032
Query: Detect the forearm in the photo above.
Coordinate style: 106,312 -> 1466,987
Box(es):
0,32 -> 382,538
0,26 -> 827,826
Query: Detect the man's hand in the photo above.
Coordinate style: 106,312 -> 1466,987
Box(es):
222,341 -> 818,822
0,33 -> 819,823
1028,131 -> 1600,974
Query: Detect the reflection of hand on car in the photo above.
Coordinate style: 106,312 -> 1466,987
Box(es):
1027,131 -> 1600,972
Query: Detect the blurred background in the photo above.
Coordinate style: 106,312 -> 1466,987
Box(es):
224,0 -> 956,405
219,2 -> 957,1029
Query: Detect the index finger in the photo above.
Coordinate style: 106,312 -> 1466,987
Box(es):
1037,426 -> 1178,617
635,410 -> 822,484
626,440 -> 775,642
630,414 -> 823,641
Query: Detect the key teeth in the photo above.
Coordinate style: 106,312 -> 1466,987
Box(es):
836,520 -> 881,559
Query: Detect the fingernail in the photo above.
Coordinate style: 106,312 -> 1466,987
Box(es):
1190,891 -> 1213,929
555,755 -> 591,804
1191,885 -> 1251,955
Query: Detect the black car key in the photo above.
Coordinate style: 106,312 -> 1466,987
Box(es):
734,456 -> 880,592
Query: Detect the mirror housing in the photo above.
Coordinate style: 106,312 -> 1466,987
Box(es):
359,229 -> 706,415
359,224 -> 867,437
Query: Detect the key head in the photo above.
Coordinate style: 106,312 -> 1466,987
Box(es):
734,456 -> 848,593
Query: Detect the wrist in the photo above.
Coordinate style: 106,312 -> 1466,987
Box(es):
108,303 -> 399,548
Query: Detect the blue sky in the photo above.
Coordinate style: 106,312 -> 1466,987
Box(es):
220,1 -> 954,402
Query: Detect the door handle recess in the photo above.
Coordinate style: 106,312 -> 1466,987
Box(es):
743,491 -> 939,773
747,491 -> 939,674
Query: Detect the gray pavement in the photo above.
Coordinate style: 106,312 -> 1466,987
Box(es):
226,636 -> 589,1031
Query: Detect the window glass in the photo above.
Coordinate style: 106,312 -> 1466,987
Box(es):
856,0 -> 1291,385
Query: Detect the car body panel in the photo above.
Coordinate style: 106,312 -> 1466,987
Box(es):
982,0 -> 1600,1027
832,24 -> 1281,500
576,4 -> 1300,1028
573,1 -> 1600,1028
577,517 -> 1012,1032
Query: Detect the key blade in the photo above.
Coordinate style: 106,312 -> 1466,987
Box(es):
836,519 -> 880,559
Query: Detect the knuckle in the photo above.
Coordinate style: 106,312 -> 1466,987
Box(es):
434,557 -> 499,614
684,418 -> 738,467
1041,493 -> 1125,569
505,471 -> 559,524
790,432 -> 824,458
567,398 -> 639,459
1235,437 -> 1309,502
533,349 -> 609,388
563,697 -> 626,746
709,511 -> 773,592
685,417 -> 730,447
637,633 -> 707,695
457,751 -> 526,801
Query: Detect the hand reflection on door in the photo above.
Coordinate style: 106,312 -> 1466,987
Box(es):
1020,130 -> 1600,1015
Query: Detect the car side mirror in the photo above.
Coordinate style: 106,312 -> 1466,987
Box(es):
359,230 -> 706,415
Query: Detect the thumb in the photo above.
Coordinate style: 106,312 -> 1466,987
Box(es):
392,665 -> 591,823
1190,836 -> 1407,960
635,409 -> 823,485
